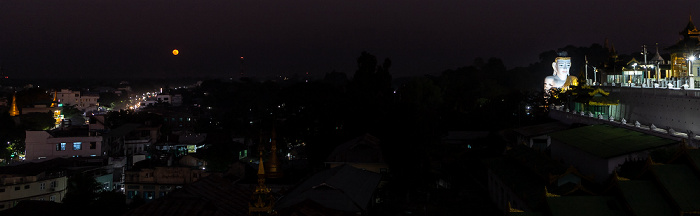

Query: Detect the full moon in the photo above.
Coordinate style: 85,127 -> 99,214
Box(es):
172,49 -> 179,56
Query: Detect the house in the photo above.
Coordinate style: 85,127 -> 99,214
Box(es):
512,122 -> 569,150
0,159 -> 69,211
123,160 -> 208,203
126,174 -> 251,216
25,130 -> 103,160
52,89 -> 100,112
102,123 -> 160,156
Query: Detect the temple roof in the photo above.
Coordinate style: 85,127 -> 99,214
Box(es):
684,15 -> 698,32
650,164 -> 700,213
546,196 -> 626,216
686,149 -> 700,171
616,180 -> 675,216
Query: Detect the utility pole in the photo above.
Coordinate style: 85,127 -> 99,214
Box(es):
643,45 -> 648,80
585,55 -> 589,83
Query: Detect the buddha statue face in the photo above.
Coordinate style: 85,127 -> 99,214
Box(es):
552,58 -> 571,78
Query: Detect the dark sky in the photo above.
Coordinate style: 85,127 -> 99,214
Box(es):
2,0 -> 700,80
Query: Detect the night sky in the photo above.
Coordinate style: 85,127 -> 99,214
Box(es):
2,0 -> 700,80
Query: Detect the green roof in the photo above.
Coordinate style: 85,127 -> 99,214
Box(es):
651,164 -> 700,212
686,149 -> 700,171
549,125 -> 677,158
546,196 -> 626,216
617,181 -> 674,216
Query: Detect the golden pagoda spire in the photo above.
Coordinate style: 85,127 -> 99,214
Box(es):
265,126 -> 283,178
249,149 -> 273,215
50,90 -> 58,108
9,93 -> 19,117
256,150 -> 269,193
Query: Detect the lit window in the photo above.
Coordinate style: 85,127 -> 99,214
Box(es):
73,142 -> 82,150
60,143 -> 66,151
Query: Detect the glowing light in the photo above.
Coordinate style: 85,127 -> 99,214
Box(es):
172,49 -> 179,56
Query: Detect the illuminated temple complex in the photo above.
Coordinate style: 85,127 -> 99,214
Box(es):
550,16 -> 700,139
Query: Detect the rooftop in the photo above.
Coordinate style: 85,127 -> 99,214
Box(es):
549,125 -> 678,158
513,122 -> 569,138
651,164 -> 700,213
616,180 -> 675,216
546,196 -> 626,216
275,164 -> 381,212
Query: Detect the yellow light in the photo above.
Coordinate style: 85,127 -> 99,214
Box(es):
172,49 -> 179,56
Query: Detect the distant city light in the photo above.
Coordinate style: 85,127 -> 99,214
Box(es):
172,49 -> 179,56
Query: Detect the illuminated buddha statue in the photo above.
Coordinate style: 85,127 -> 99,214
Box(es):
544,56 -> 578,93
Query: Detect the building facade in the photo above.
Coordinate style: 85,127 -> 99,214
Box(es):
0,163 -> 68,211
25,131 -> 103,160
124,166 -> 207,202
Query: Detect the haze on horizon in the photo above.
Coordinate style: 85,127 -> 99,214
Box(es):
1,0 -> 700,80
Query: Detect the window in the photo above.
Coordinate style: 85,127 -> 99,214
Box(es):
24,185 -> 29,189
0,188 -> 5,192
14,187 -> 19,191
144,191 -> 155,200
40,183 -> 45,190
90,142 -> 96,149
73,142 -> 82,150
50,180 -> 57,188
59,143 -> 66,151
50,196 -> 55,201
127,191 -> 139,199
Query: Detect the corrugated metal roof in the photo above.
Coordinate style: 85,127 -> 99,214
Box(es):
326,133 -> 384,163
275,164 -> 381,212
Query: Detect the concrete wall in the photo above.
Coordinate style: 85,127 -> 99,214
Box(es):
25,131 -> 103,160
603,87 -> 700,134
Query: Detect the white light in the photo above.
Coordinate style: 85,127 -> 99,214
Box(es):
691,56 -> 697,61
